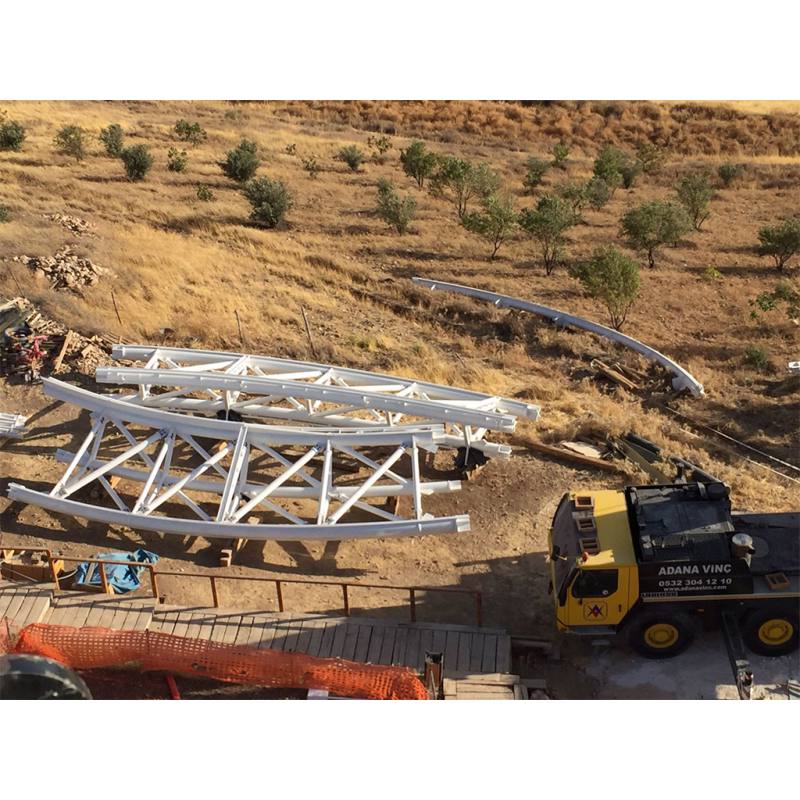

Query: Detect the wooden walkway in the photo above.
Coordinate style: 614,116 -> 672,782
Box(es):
0,581 -> 512,676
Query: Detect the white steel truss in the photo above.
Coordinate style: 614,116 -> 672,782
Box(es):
103,345 -> 541,458
7,379 -> 469,541
413,277 -> 705,397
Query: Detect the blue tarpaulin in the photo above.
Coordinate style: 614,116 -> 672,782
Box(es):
74,548 -> 159,594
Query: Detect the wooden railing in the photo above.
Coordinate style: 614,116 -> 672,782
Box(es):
2,548 -> 483,626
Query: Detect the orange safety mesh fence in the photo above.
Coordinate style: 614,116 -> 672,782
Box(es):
10,622 -> 428,700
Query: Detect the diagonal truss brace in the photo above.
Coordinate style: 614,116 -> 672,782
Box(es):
9,378 -> 469,541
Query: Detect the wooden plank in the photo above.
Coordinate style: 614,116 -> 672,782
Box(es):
329,621 -> 348,658
418,628 -> 435,669
444,630 -> 460,674
495,635 -> 512,674
342,622 -> 360,661
354,625 -> 372,663
377,627 -> 396,665
525,440 -> 620,473
446,672 -> 519,685
172,611 -> 194,640
234,615 -> 257,647
306,620 -> 326,658
280,619 -> 304,653
194,610 -> 216,642
210,613 -> 239,643
15,591 -> 52,628
457,632 -> 472,673
390,625 -> 408,667
404,627 -> 422,670
431,628 -> 447,659
219,614 -> 243,645
3,588 -> 33,627
56,597 -> 95,628
513,684 -> 528,700
293,620 -> 314,655
150,607 -> 181,635
256,618 -> 280,650
366,625 -> 385,664
129,603 -> 154,631
96,600 -> 119,630
83,600 -> 108,627
318,621 -> 337,658
480,634 -> 498,673
468,632 -> 484,673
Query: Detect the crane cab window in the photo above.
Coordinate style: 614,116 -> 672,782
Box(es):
572,569 -> 618,598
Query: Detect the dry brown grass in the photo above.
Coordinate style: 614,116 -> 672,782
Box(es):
1,100 -> 798,515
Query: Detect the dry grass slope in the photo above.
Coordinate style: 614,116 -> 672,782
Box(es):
1,100 -> 798,520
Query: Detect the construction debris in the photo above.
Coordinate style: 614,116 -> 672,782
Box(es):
0,297 -> 119,378
591,358 -> 640,392
46,213 -> 94,237
522,440 -> 622,473
14,247 -> 109,291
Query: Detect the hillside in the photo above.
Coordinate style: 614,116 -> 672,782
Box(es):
0,101 -> 798,646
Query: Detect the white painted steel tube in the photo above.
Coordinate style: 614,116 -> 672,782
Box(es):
96,367 -> 519,431
112,344 -> 541,419
7,484 -> 471,540
412,277 -> 705,397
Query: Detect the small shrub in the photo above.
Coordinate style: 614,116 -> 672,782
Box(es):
749,282 -> 800,321
552,141 -> 570,169
338,144 -> 365,171
285,143 -> 297,156
620,201 -> 692,268
367,134 -> 392,163
569,246 -> 640,330
120,144 -> 154,181
555,181 -> 588,213
702,266 -> 723,282
757,218 -> 800,271
758,217 -> 800,270
223,108 -> 247,124
0,204 -> 10,223
620,159 -> 643,189
585,177 -> 612,210
243,176 -> 292,228
221,138 -> 260,182
718,162 -> 744,187
99,124 -> 124,157
196,184 -> 214,202
677,172 -> 716,230
0,113 -> 26,151
400,140 -> 438,189
593,144 -> 626,187
167,148 -> 188,172
523,157 -> 550,193
301,155 -> 320,179
519,195 -> 580,274
636,142 -> 665,174
54,125 -> 87,161
461,193 -> 517,259
376,178 -> 417,234
174,119 -> 206,146
743,345 -> 770,372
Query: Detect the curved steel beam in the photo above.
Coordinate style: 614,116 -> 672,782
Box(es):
6,484 -> 471,541
112,345 -> 541,419
412,277 -> 705,397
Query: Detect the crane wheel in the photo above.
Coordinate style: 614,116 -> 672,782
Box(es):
627,610 -> 696,659
742,608 -> 799,657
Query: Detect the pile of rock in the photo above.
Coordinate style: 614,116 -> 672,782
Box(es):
15,247 -> 109,291
47,213 -> 94,236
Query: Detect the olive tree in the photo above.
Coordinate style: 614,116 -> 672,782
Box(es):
376,178 -> 417,234
677,172 -> 716,230
570,246 -> 641,330
99,124 -> 124,157
636,142 -> 666,175
523,156 -> 550,193
0,113 -> 26,151
54,125 -> 87,161
593,144 -> 626,192
620,201 -> 691,268
757,218 -> 800,271
461,193 -> 517,259
430,157 -> 500,219
552,141 -> 570,170
399,140 -> 438,189
518,195 -> 579,274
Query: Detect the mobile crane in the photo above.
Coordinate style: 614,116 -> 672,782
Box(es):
548,480 -> 799,698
